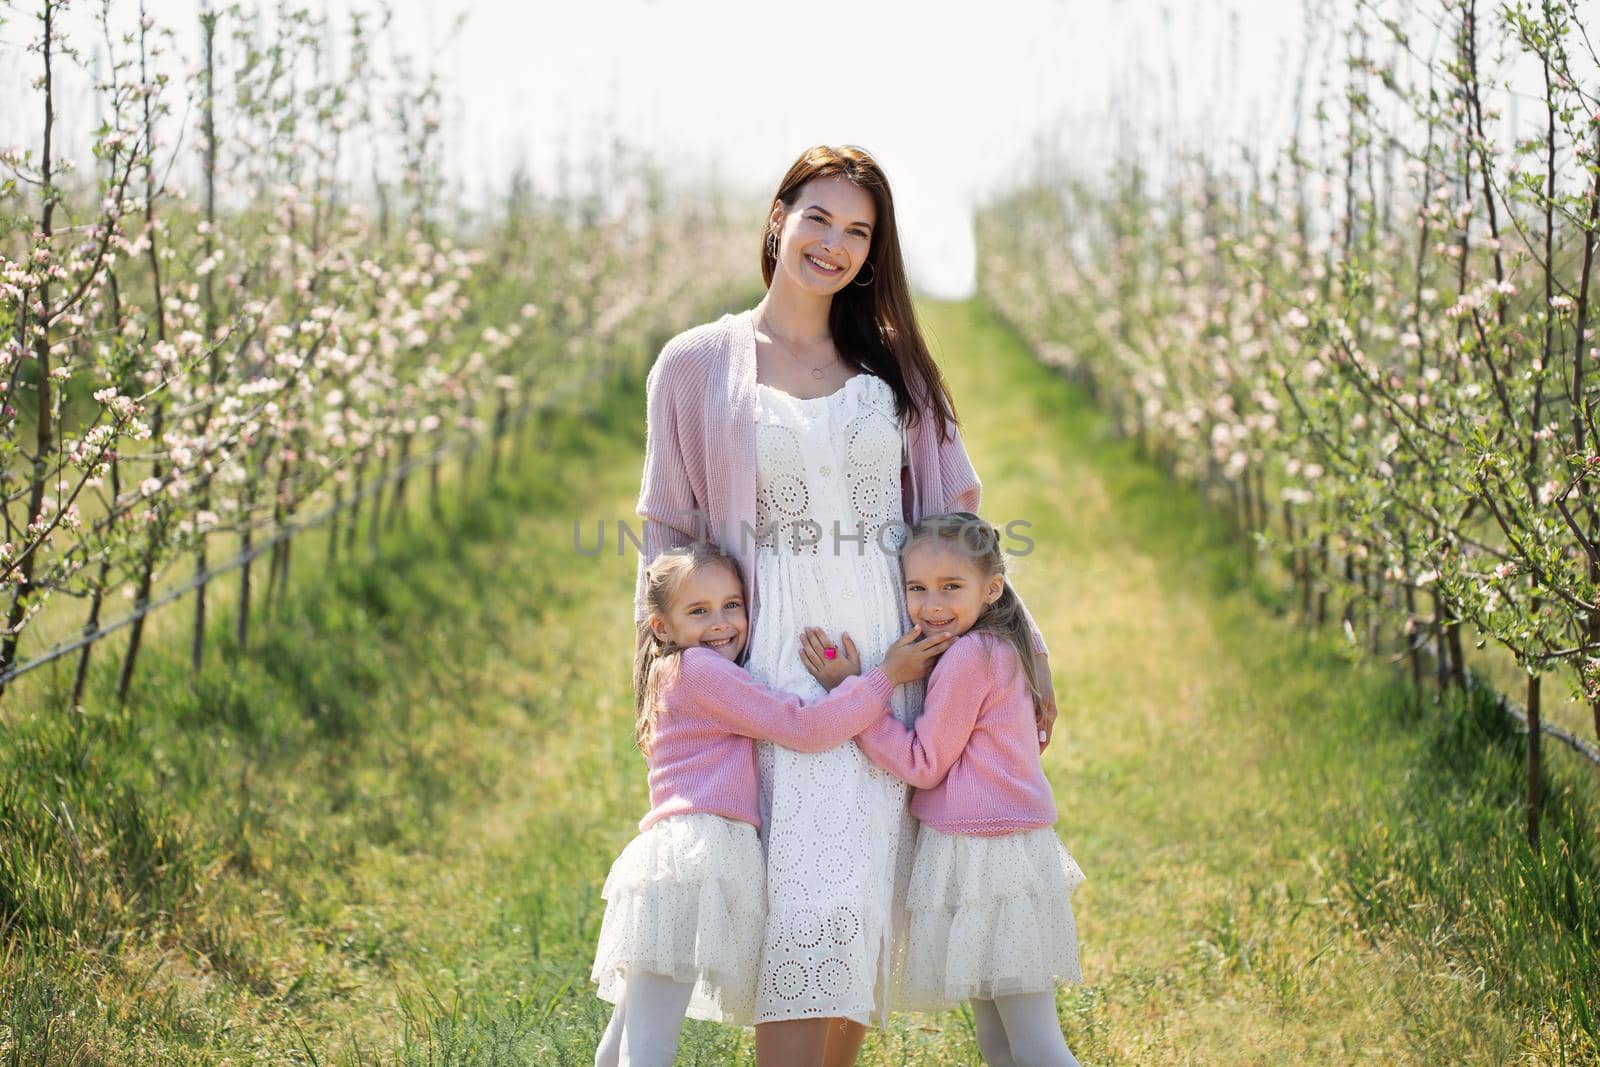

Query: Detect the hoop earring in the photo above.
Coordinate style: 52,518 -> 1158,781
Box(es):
852,260 -> 875,287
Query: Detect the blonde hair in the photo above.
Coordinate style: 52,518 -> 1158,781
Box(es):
633,542 -> 745,755
900,512 -> 1044,715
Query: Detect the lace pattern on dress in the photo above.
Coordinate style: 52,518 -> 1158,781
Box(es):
747,373 -> 921,1025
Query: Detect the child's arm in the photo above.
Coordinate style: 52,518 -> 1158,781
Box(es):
854,636 -> 991,789
675,647 -> 895,753
799,625 -> 954,693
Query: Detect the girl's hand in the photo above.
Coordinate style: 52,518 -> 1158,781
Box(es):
799,627 -> 860,691
879,624 -> 955,686
1036,652 -> 1058,751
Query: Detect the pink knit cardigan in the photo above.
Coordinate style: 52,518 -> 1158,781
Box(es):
633,306 -> 1048,660
639,647 -> 895,831
855,630 -> 1057,836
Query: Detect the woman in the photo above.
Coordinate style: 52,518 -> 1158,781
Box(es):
632,144 -> 1057,1066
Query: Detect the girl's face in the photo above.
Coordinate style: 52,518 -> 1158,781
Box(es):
649,562 -> 748,661
902,541 -> 1004,639
769,175 -> 876,296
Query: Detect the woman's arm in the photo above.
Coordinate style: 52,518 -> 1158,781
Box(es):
854,636 -> 990,788
936,427 -> 1051,658
635,349 -> 707,648
674,648 -> 896,752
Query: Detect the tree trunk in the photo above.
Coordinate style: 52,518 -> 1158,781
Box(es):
1525,671 -> 1543,847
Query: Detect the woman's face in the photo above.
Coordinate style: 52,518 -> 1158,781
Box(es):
902,542 -> 1004,639
649,562 -> 748,661
770,175 -> 876,296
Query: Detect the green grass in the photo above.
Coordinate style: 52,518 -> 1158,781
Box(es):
1,299 -> 1595,1065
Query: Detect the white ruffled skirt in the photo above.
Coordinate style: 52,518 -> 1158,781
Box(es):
590,812 -> 767,1025
900,825 -> 1086,1010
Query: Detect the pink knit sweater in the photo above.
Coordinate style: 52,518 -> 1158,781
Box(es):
855,631 -> 1057,836
633,307 -> 1048,660
639,646 -> 896,832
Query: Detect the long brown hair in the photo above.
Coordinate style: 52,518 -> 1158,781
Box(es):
762,144 -> 960,444
901,512 -> 1044,716
633,542 -> 745,755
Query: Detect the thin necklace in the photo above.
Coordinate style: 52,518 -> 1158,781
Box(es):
758,313 -> 837,380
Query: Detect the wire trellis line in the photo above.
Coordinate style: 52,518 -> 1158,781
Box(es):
1404,640 -> 1600,770
0,360 -> 617,690
1501,694 -> 1600,768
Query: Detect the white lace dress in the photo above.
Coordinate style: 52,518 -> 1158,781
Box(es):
744,371 -> 922,1026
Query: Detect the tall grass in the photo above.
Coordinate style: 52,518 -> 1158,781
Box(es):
1338,681 -> 1600,1059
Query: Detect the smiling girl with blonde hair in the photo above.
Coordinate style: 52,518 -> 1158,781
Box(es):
594,542 -> 948,1066
805,513 -> 1085,1067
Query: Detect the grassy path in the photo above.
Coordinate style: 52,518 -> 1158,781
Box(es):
5,299 -> 1577,1065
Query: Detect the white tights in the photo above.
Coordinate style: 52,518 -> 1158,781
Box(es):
593,973 -> 695,1067
592,980 -> 1080,1066
971,993 -> 1081,1067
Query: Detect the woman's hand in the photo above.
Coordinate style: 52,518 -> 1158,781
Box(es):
799,627 -> 861,691
879,624 -> 955,686
1035,652 -> 1058,751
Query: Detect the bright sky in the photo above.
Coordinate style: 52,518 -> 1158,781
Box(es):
1,1 -> 1323,296
422,0 -> 1309,297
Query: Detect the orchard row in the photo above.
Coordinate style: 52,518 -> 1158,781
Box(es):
0,0 -> 748,702
978,0 -> 1599,839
